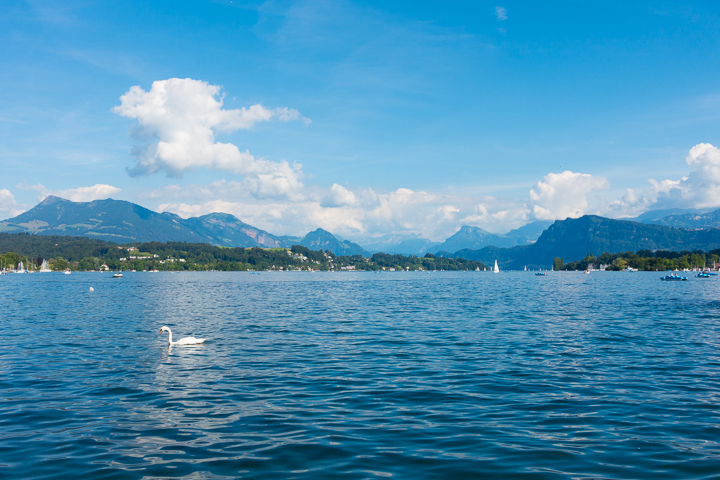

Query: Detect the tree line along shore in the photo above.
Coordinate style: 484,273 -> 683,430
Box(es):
1,233 -> 719,273
0,234 -> 485,272
553,249 -> 720,271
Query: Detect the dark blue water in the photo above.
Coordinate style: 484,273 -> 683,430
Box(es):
2,271 -> 720,479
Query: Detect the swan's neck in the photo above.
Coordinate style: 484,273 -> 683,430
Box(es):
166,329 -> 173,344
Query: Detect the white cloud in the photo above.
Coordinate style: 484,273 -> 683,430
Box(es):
125,143 -> 720,242
149,181 -> 528,241
528,171 -> 610,220
495,6 -> 507,21
321,184 -> 358,208
0,189 -> 25,218
608,143 -> 720,215
19,183 -> 121,202
113,78 -> 307,199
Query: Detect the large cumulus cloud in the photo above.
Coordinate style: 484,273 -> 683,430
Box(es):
529,171 -> 609,220
113,78 -> 307,199
610,143 -> 720,215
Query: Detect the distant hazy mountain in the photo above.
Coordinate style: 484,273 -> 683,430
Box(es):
360,234 -> 440,255
0,196 -> 361,255
428,226 -> 516,253
385,238 -> 441,255
427,221 -> 552,254
297,228 -> 367,256
451,215 -> 720,269
633,208 -> 707,224
505,220 -> 554,243
358,220 -> 552,256
634,208 -> 720,230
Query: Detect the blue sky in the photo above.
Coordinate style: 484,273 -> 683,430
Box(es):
1,0 -> 720,241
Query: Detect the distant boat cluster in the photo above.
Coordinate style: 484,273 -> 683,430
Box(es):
488,258 -> 718,282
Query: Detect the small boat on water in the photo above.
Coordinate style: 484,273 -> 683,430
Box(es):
113,273 -> 123,278
697,272 -> 712,278
493,260 -> 499,273
535,272 -> 547,276
584,269 -> 590,274
661,274 -> 687,281
64,269 -> 71,275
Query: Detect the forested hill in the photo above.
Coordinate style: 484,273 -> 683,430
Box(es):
0,233 -> 484,272
449,215 -> 720,269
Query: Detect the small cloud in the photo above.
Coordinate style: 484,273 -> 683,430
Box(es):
18,183 -> 121,202
497,27 -> 507,34
0,189 -> 26,218
321,184 -> 358,208
495,6 -> 507,21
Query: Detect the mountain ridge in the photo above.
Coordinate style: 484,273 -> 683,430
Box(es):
6,196 -> 720,262
0,196 -> 367,256
449,215 -> 720,269
427,220 -> 553,254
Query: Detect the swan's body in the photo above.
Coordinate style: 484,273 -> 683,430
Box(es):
160,326 -> 206,345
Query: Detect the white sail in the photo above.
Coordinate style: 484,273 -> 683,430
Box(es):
524,266 -> 527,271
493,259 -> 499,273
39,259 -> 51,273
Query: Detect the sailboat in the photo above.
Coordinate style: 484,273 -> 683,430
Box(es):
524,266 -> 527,271
15,261 -> 26,273
39,259 -> 51,273
493,259 -> 499,273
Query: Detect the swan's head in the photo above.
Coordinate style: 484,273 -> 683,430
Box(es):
160,326 -> 170,334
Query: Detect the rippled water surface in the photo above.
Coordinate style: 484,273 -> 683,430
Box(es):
2,271 -> 720,479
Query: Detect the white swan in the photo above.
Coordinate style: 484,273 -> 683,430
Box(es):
160,326 -> 206,345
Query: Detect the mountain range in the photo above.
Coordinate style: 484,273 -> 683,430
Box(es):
0,196 -> 367,256
2,196 -> 720,261
634,208 -> 720,230
427,221 -> 553,254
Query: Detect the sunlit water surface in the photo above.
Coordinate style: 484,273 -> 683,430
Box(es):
1,271 -> 720,479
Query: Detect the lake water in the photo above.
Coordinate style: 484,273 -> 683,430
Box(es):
1,271 -> 720,479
